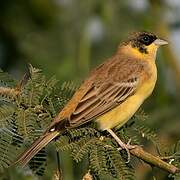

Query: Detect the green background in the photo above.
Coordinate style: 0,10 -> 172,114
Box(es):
0,0 -> 180,179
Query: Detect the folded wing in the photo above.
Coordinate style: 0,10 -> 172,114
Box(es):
69,76 -> 139,127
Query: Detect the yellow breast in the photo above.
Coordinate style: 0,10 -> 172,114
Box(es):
96,60 -> 157,131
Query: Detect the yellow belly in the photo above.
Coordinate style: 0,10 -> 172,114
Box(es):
96,77 -> 157,131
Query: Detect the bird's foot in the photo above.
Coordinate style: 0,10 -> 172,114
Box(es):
106,129 -> 137,163
117,138 -> 138,163
117,138 -> 138,150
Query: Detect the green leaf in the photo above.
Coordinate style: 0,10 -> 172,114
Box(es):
29,148 -> 47,176
20,66 -> 45,107
0,105 -> 16,127
15,108 -> 40,140
0,128 -> 22,172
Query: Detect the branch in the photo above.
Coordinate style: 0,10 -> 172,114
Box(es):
130,146 -> 180,174
0,87 -> 19,97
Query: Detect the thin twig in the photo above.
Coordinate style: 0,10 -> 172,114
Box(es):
129,146 -> 180,174
159,155 -> 175,160
56,151 -> 61,175
0,87 -> 19,96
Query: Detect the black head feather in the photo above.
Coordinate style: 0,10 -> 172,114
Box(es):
124,31 -> 158,54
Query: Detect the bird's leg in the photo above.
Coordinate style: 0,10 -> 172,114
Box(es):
106,129 -> 136,163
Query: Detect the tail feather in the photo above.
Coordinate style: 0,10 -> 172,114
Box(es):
14,131 -> 59,167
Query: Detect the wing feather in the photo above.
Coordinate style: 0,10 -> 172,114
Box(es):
79,86 -> 97,102
69,76 -> 139,127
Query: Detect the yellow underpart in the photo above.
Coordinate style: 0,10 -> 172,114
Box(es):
96,75 -> 156,130
96,44 -> 158,131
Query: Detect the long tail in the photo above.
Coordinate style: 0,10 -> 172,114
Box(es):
14,131 -> 59,167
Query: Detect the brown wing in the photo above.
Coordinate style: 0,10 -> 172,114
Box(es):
50,56 -> 146,130
68,76 -> 140,127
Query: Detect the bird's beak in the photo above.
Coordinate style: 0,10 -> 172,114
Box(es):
153,39 -> 168,46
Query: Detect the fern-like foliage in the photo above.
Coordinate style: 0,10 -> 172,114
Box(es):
0,69 -> 16,87
29,148 -> 47,176
55,127 -> 135,179
46,81 -> 77,117
19,65 -> 45,107
160,140 -> 180,179
0,128 -> 22,172
0,105 -> 15,127
0,65 -> 58,175
120,109 -> 159,145
15,108 -> 39,140
0,65 -> 179,179
0,65 -> 78,177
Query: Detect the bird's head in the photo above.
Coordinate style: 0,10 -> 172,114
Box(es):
119,31 -> 168,60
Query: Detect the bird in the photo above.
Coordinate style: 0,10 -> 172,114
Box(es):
14,31 -> 168,167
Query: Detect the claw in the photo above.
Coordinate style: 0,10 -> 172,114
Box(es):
107,129 -> 137,163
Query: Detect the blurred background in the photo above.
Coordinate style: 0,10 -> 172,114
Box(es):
0,0 -> 180,179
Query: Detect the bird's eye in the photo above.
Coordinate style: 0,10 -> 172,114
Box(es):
140,35 -> 153,45
142,36 -> 150,43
